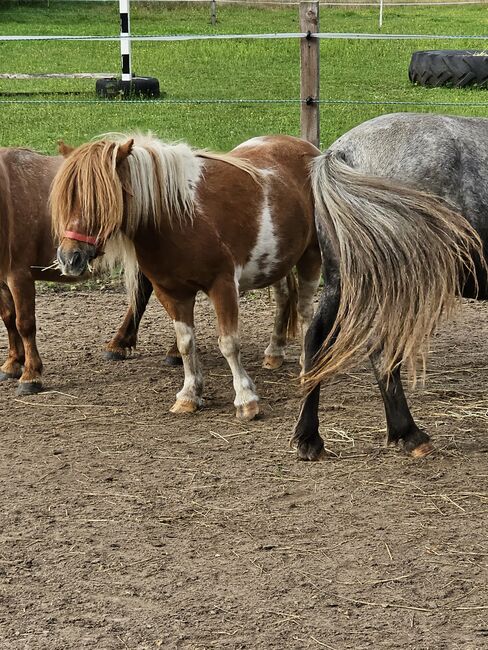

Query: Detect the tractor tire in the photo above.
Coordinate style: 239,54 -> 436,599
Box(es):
96,76 -> 160,99
409,50 -> 488,88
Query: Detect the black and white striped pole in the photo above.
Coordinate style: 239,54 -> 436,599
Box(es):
96,0 -> 160,99
120,0 -> 132,85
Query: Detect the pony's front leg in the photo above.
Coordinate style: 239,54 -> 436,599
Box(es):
105,272 -> 153,361
153,290 -> 202,414
370,353 -> 433,458
0,282 -> 24,381
210,278 -> 260,420
105,273 -> 182,366
6,272 -> 42,395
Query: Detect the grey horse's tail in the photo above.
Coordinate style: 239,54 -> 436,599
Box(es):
304,150 -> 484,388
0,158 -> 12,279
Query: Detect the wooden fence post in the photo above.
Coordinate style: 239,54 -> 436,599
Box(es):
300,2 -> 320,148
210,0 -> 217,26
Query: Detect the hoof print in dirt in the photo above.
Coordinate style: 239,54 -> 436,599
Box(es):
409,50 -> 488,88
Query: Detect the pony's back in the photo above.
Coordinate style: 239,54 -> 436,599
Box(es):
0,154 -> 13,278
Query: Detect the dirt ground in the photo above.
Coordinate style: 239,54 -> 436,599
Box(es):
0,289 -> 487,650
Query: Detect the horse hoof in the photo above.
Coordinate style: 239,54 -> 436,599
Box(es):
170,399 -> 198,414
236,401 -> 260,420
262,355 -> 284,370
17,381 -> 43,396
165,355 -> 183,367
411,442 -> 435,459
293,437 -> 325,461
104,349 -> 128,361
0,370 -> 17,382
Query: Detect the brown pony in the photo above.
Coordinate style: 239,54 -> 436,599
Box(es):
0,145 -> 173,396
52,134 -> 322,419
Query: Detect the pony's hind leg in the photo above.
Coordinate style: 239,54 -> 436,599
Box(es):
0,282 -> 24,381
296,249 -> 322,372
6,271 -> 42,395
291,255 -> 340,460
210,276 -> 260,420
370,353 -> 434,458
263,277 -> 294,370
291,308 -> 329,460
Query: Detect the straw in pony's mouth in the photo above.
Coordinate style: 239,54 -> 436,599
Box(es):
30,258 -> 96,275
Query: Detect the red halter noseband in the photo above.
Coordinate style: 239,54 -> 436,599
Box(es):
64,230 -> 99,247
63,230 -> 104,257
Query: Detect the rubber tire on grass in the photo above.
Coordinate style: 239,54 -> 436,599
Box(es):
96,76 -> 160,99
409,50 -> 488,88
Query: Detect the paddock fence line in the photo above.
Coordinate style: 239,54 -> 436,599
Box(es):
20,0 -> 488,4
3,32 -> 488,42
3,1 -> 488,144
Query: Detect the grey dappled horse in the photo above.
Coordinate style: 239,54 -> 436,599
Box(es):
292,112 -> 488,460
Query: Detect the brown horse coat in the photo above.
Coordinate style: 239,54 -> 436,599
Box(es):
0,147 -> 158,394
53,134 -> 322,418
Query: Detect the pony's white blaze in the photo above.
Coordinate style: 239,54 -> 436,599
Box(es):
239,191 -> 279,291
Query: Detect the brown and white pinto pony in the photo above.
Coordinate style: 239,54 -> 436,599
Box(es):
0,145 -> 172,395
52,134 -> 322,419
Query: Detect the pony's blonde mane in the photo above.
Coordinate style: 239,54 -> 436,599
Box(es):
50,133 -> 262,244
50,133 -> 262,309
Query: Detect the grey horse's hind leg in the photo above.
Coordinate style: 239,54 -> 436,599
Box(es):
370,353 -> 434,458
290,261 -> 341,461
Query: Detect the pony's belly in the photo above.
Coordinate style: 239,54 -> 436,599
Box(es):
237,263 -> 283,292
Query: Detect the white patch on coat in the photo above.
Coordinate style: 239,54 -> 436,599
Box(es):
218,334 -> 259,407
174,320 -> 203,406
232,137 -> 268,150
239,190 -> 278,291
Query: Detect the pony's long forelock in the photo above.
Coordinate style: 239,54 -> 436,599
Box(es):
51,133 -> 263,245
304,151 -> 485,389
51,139 -> 124,242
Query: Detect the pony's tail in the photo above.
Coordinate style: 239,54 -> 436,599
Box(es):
0,158 -> 13,279
304,150 -> 484,389
284,272 -> 299,340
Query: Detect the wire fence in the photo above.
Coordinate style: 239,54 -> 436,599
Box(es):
16,0 -> 488,4
2,5 -> 488,111
2,32 -> 488,41
2,97 -> 488,106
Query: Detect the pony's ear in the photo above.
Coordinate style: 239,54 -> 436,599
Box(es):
58,140 -> 75,157
116,139 -> 134,165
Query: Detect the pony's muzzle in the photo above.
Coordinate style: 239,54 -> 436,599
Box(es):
57,240 -> 96,277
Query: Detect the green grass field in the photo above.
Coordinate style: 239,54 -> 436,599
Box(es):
1,1 -> 488,152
